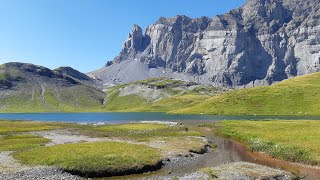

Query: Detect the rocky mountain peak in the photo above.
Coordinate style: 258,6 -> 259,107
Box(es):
241,0 -> 293,32
156,15 -> 192,25
123,24 -> 144,51
92,0 -> 320,88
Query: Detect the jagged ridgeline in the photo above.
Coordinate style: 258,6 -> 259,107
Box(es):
0,63 -> 105,112
89,0 -> 320,88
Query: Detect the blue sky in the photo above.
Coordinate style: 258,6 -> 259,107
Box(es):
0,0 -> 245,73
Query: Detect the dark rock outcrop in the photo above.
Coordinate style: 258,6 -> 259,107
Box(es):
90,0 -> 320,87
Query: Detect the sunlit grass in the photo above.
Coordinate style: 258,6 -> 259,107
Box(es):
0,120 -> 64,135
14,142 -> 162,177
152,94 -> 210,112
0,120 -> 64,152
102,77 -> 221,112
174,72 -> 320,115
0,134 -> 49,151
0,120 -> 207,177
210,120 -> 320,165
77,123 -> 202,139
71,123 -> 206,157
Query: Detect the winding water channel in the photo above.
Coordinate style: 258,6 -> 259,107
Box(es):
118,122 -> 320,180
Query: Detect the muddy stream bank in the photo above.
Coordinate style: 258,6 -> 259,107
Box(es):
115,121 -> 320,180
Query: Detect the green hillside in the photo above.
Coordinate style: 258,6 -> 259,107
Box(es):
102,78 -> 222,112
0,63 -> 105,112
173,72 -> 320,115
2,62 -> 319,115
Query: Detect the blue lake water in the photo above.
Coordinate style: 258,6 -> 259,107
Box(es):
0,112 -> 319,124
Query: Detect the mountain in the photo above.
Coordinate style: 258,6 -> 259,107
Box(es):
90,0 -> 320,88
172,72 -> 320,115
1,62 -> 319,115
0,62 -> 222,113
0,62 -> 105,112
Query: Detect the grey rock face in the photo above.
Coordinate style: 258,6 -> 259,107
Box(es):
92,0 -> 320,87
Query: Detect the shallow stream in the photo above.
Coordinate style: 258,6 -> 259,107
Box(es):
118,121 -> 320,180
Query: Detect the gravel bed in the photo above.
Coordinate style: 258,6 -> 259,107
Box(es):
0,167 -> 80,180
0,152 -> 28,173
32,130 -> 106,146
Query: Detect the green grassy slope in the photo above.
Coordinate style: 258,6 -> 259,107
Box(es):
173,72 -> 320,115
102,78 -> 222,112
3,62 -> 319,115
0,63 -> 105,112
0,63 -> 221,113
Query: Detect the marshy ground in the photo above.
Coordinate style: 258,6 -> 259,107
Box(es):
0,120 -> 209,179
0,119 -> 319,179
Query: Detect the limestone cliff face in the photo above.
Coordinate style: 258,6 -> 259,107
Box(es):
93,0 -> 320,87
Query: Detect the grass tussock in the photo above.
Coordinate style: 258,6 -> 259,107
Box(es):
210,120 -> 320,165
14,142 -> 162,177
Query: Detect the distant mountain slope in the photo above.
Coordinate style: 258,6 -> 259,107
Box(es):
90,0 -> 320,88
173,72 -> 320,115
0,62 -> 105,112
102,77 -> 224,112
54,66 -> 101,88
